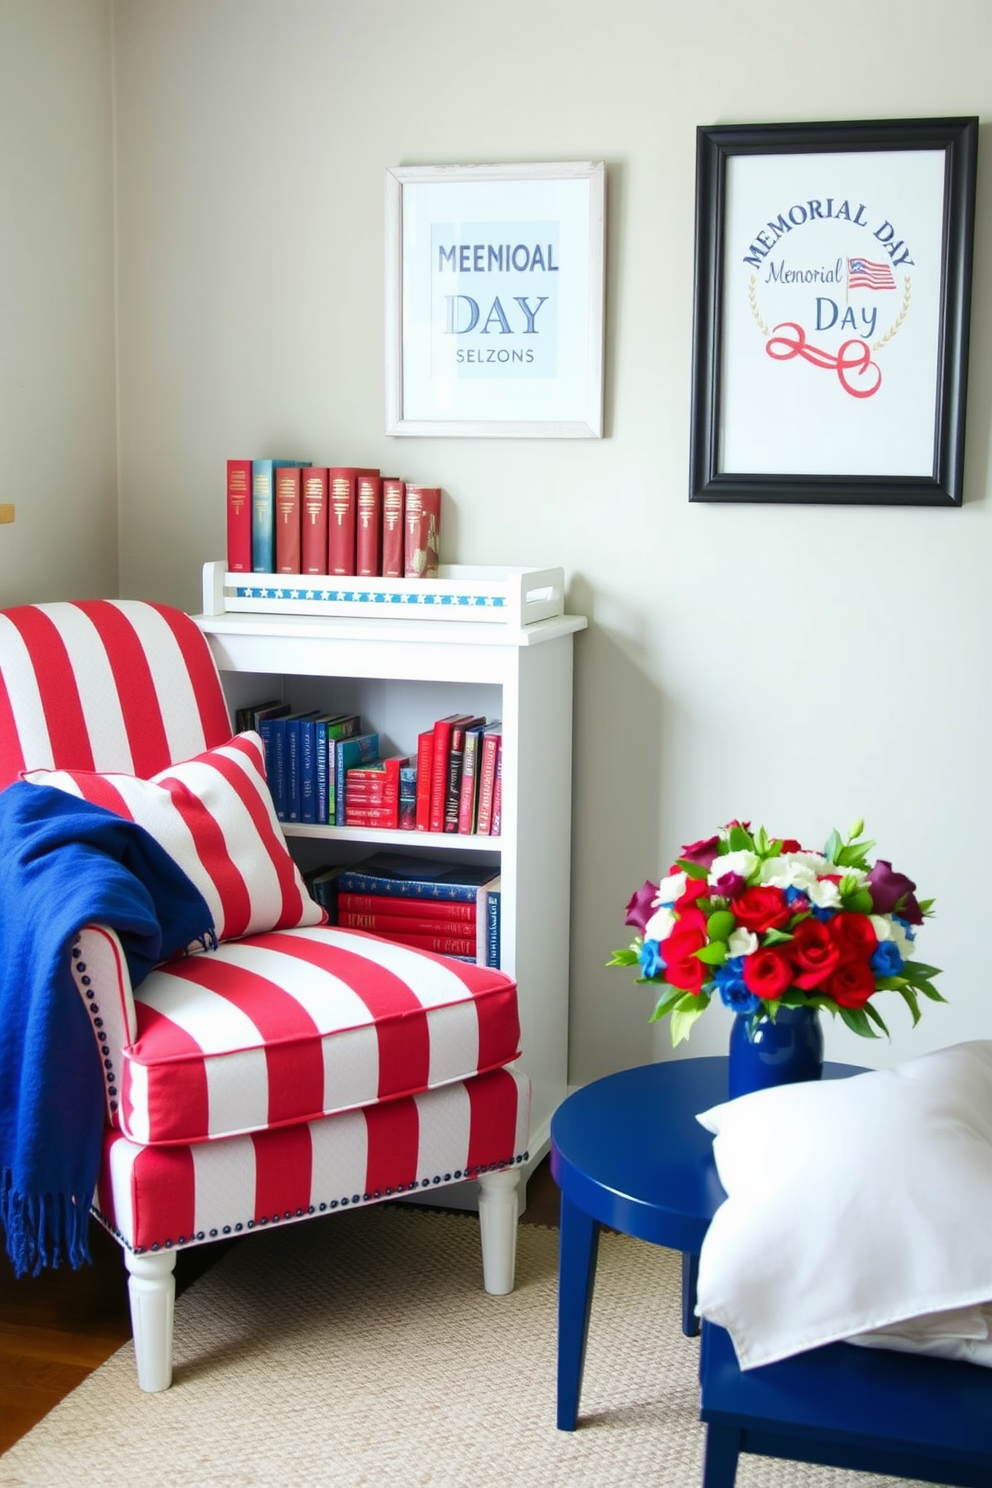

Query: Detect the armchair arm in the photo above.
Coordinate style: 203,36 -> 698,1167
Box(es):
70,924 -> 138,1126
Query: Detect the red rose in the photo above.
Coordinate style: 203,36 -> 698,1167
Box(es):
661,918 -> 709,994
788,918 -> 841,990
778,838 -> 802,852
742,947 -> 792,1001
830,912 -> 877,962
826,959 -> 876,1009
672,905 -> 707,936
674,878 -> 710,912
730,886 -> 791,934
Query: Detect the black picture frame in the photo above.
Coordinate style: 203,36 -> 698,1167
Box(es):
689,117 -> 978,506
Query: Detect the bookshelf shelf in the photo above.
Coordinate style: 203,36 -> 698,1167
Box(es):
192,568 -> 587,1205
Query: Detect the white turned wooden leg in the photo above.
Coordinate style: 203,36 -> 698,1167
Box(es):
477,1168 -> 520,1295
125,1251 -> 176,1392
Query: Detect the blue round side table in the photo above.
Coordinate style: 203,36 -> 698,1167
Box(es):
550,1056 -> 863,1431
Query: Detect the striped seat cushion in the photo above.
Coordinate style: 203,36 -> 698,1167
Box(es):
95,1067 -> 531,1254
115,925 -> 521,1145
23,732 -> 324,944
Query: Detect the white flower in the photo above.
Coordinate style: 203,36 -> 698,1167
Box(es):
709,849 -> 757,885
760,851 -> 827,891
655,871 -> 687,906
645,905 -> 677,942
728,927 -> 759,958
871,914 -> 914,958
807,877 -> 842,910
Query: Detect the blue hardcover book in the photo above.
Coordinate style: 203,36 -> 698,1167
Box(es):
337,853 -> 500,903
485,875 -> 501,968
252,460 -> 310,573
300,715 -> 318,824
316,713 -> 362,824
251,460 -> 275,572
334,731 -> 379,824
284,709 -> 319,823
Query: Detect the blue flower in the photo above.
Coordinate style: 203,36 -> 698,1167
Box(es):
870,940 -> 904,976
713,956 -> 761,1014
639,938 -> 665,978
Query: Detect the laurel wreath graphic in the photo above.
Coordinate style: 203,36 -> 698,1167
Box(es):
748,274 -> 912,351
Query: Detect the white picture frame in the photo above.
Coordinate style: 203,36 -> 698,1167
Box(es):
385,161 -> 606,439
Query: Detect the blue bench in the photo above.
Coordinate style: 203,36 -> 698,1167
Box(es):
699,1320 -> 992,1487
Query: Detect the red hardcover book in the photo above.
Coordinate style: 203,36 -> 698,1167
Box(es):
415,727 -> 435,831
404,485 -> 441,578
343,803 -> 400,829
490,747 -> 502,837
428,713 -> 475,834
339,911 -> 475,936
444,716 -> 485,833
337,891 -> 475,922
381,479 -> 405,578
328,467 -> 378,577
356,473 -> 383,577
346,755 -> 409,804
373,928 -> 477,957
301,467 -> 329,575
475,724 -> 502,835
275,465 -> 302,574
456,723 -> 486,834
226,459 -> 252,572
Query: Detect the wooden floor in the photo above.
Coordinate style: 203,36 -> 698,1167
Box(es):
0,1156 -> 562,1454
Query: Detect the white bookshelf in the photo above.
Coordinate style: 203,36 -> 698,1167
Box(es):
192,563 -> 587,1205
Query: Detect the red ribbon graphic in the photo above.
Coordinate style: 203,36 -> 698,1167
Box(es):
765,322 -> 882,399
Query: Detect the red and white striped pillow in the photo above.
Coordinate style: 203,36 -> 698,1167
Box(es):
23,731 -> 324,944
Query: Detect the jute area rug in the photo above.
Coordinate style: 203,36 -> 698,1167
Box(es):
2,1207 -> 921,1488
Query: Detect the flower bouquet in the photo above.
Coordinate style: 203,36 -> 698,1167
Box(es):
610,820 -> 943,1045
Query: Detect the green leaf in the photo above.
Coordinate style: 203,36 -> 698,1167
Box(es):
823,828 -> 843,865
902,960 -> 941,981
676,857 -> 710,881
837,1004 -> 879,1038
606,947 -> 640,968
695,941 -> 727,966
727,824 -> 754,852
896,984 -> 921,1026
912,981 -> 948,1004
862,1000 -> 891,1038
670,997 -> 709,1046
760,927 -> 794,946
842,887 -> 874,914
649,984 -> 687,1022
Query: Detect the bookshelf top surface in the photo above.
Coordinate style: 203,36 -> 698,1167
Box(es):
192,609 -> 587,649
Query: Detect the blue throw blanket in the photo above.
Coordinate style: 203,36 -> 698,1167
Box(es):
0,781 -> 215,1277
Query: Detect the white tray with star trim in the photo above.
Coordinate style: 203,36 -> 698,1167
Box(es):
201,560 -> 565,628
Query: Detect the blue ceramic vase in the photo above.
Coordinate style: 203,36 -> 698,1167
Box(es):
727,1004 -> 824,1099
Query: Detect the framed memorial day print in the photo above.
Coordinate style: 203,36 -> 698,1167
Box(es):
689,117 -> 978,505
385,161 -> 606,438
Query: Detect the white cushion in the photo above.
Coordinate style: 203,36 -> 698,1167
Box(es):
695,1040 -> 992,1369
23,731 -> 324,945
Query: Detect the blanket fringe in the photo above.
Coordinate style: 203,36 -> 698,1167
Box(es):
0,1168 -> 92,1278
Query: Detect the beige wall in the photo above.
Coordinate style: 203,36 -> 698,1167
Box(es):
0,0 -> 118,603
7,0 -> 992,1083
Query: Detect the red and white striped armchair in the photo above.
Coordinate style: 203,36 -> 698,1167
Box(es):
0,599 -> 529,1390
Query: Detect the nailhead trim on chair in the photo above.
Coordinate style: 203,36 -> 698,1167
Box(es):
92,1151 -> 529,1255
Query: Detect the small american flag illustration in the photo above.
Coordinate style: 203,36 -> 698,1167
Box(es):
847,257 -> 897,291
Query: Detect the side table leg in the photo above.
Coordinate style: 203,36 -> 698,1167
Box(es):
681,1250 -> 700,1337
557,1194 -> 601,1431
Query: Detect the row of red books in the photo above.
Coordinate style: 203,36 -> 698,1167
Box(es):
416,714 -> 502,836
226,459 -> 441,580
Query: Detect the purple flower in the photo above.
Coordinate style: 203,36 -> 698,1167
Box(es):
712,871 -> 746,899
679,834 -> 722,870
625,880 -> 659,934
868,859 -> 923,925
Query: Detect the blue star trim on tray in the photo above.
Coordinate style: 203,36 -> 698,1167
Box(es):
234,585 -> 506,608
